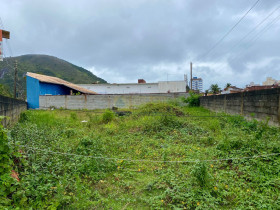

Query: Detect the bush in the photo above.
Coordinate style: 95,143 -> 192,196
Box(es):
70,112 -> 78,121
101,109 -> 115,123
0,117 -> 18,206
135,102 -> 184,117
191,161 -> 211,188
19,111 -> 29,123
182,92 -> 200,107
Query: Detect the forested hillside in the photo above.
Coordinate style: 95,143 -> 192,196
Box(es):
0,54 -> 106,98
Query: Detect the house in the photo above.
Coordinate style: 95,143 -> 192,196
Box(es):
262,77 -> 280,86
243,84 -> 279,92
221,86 -> 243,94
26,72 -> 96,109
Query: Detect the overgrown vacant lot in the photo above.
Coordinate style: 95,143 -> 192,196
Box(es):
3,102 -> 280,209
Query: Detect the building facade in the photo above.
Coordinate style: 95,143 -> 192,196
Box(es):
262,77 -> 280,86
26,72 -> 95,109
79,81 -> 187,94
191,77 -> 203,92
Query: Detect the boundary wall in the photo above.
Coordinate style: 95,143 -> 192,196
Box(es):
39,93 -> 189,110
200,88 -> 280,126
0,95 -> 27,127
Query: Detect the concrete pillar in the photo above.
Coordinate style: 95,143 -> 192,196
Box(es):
278,92 -> 280,124
240,92 -> 244,116
224,94 -> 226,112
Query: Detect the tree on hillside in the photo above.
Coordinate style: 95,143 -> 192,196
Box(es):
0,84 -> 12,97
209,84 -> 221,94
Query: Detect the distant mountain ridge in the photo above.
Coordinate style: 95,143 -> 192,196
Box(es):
0,54 -> 106,98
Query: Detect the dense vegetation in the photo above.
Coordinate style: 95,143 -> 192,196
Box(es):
1,101 -> 280,209
0,54 -> 107,98
0,84 -> 12,97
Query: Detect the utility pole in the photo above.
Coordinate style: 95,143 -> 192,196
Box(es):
14,60 -> 17,98
190,62 -> 192,90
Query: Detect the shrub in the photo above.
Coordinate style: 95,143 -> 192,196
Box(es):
135,102 -> 184,117
19,111 -> 29,123
182,92 -> 200,107
191,161 -> 211,188
101,110 -> 115,123
0,117 -> 18,206
70,112 -> 78,121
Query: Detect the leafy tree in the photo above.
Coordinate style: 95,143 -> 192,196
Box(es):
0,84 -> 12,97
209,84 -> 221,94
225,83 -> 231,89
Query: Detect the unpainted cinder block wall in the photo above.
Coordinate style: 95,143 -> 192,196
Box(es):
200,88 -> 280,126
39,93 -> 189,110
0,95 -> 27,127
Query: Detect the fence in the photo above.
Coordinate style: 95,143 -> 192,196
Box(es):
200,88 -> 280,126
39,93 -> 189,110
0,95 -> 27,127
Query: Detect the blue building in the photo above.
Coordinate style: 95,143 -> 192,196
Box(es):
26,72 -> 96,109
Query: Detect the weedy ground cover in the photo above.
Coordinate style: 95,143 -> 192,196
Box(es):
1,101 -> 280,209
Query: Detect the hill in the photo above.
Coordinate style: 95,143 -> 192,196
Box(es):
0,54 -> 106,98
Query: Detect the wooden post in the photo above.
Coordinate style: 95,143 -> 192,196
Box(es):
240,92 -> 244,116
190,62 -> 192,90
224,94 -> 226,112
278,91 -> 280,125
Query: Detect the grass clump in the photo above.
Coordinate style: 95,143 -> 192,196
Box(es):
101,109 -> 115,123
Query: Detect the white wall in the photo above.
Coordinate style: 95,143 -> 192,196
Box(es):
158,81 -> 186,93
79,83 -> 158,94
79,81 -> 186,94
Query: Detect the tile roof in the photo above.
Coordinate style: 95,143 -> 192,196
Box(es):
27,72 -> 97,94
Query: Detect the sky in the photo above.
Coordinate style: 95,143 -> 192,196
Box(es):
1,0 -> 280,90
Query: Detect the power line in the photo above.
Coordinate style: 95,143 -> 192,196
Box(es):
212,10 -> 280,74
221,4 -> 280,61
196,0 -> 261,62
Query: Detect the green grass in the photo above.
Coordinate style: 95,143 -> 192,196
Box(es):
3,102 -> 280,209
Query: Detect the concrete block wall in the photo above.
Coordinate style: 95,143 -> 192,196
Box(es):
200,88 -> 280,126
0,95 -> 27,127
39,93 -> 189,110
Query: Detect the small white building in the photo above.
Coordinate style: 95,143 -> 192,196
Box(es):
79,80 -> 187,94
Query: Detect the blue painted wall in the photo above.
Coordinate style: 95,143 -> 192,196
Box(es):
27,76 -> 40,109
27,77 -> 72,109
39,82 -> 70,95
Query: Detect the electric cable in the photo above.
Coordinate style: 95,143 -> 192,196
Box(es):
196,0 -> 261,62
